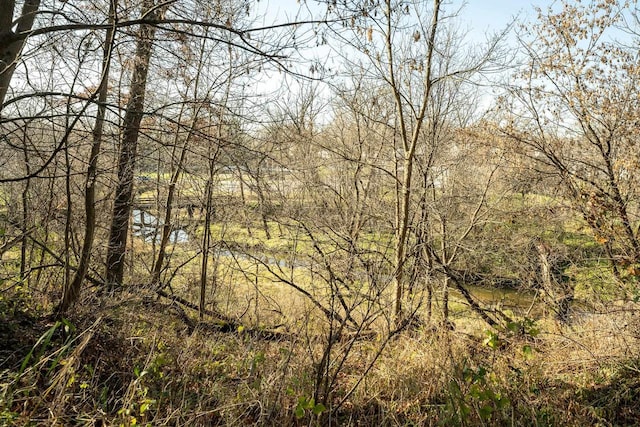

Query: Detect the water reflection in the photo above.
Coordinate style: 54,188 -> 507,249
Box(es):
132,209 -> 189,243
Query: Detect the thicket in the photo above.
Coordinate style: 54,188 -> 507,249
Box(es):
2,0 -> 640,425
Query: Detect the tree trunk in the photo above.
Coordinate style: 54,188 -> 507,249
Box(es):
238,167 -> 253,237
200,164 -> 214,319
150,138 -> 189,287
151,29 -> 210,288
535,239 -> 572,322
440,217 -> 450,323
57,1 -> 116,314
19,133 -> 30,281
106,0 -> 164,288
0,0 -> 40,111
390,0 -> 441,322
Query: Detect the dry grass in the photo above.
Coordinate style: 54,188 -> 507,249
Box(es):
2,285 -> 640,426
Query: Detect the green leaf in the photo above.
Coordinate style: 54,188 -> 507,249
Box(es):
483,331 -> 501,349
312,403 -> 326,416
61,318 -> 76,336
479,404 -> 494,419
294,405 -> 305,419
476,366 -> 487,380
20,321 -> 61,375
304,397 -> 315,409
460,403 -> 471,417
506,321 -> 520,333
253,351 -> 265,364
496,395 -> 510,409
449,379 -> 462,395
469,384 -> 483,399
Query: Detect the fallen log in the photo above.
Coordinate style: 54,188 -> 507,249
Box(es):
154,289 -> 291,341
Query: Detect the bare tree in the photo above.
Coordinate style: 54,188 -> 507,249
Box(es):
106,0 -> 168,288
57,0 -> 117,314
326,0 -> 508,325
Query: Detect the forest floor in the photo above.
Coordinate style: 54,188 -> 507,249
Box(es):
2,194 -> 640,425
2,283 -> 640,426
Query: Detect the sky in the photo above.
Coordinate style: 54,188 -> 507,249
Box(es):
252,0 -> 555,79
249,0 -> 553,105
461,0 -> 541,37
257,0 -> 551,40
248,0 -> 637,119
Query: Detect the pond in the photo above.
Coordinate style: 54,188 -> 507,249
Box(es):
132,209 -> 189,244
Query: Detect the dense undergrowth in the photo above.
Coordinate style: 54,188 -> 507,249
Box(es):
1,286 -> 639,426
1,196 -> 639,426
